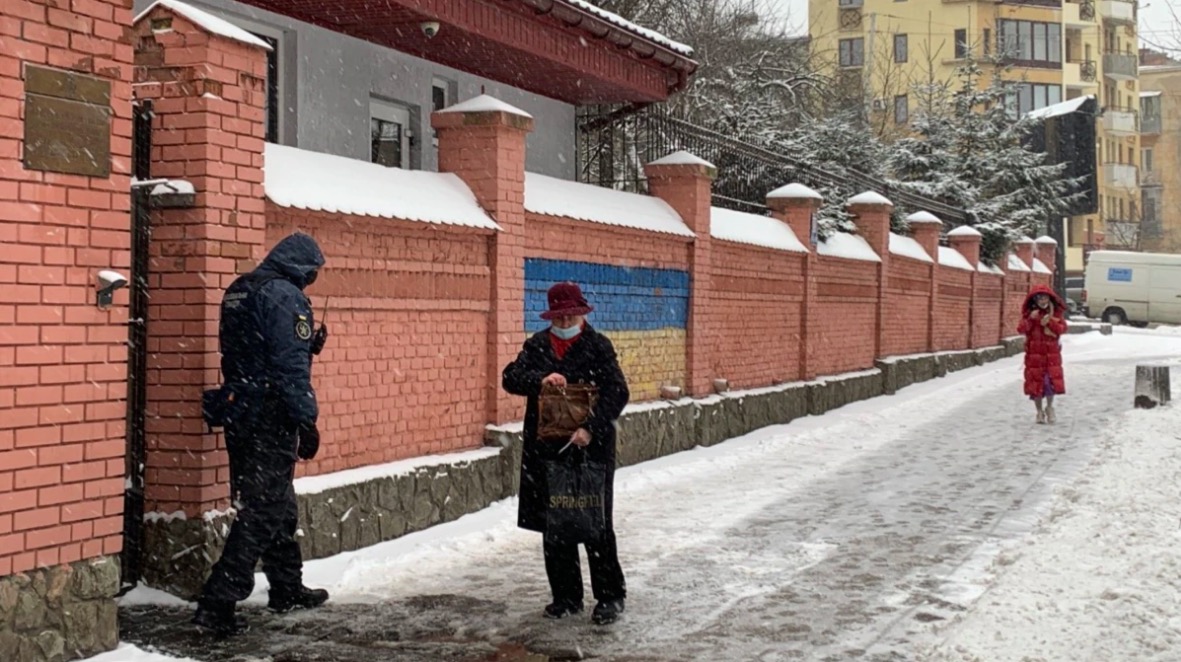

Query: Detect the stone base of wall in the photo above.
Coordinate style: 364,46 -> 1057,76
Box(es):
139,344 -> 1024,599
0,556 -> 119,662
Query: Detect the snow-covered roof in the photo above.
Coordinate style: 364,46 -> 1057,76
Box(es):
264,143 -> 499,230
1141,91 -> 1163,98
1026,95 -> 1091,120
889,232 -> 932,263
648,151 -> 715,168
906,211 -> 942,225
1034,235 -> 1058,245
977,262 -> 1004,276
563,0 -> 693,55
438,95 -> 532,118
767,183 -> 823,200
135,0 -> 272,50
1015,237 -> 1035,245
710,207 -> 806,252
948,225 -> 982,238
1033,259 -> 1054,274
524,173 -> 694,237
1007,253 -> 1032,272
938,246 -> 973,271
847,191 -> 892,206
818,233 -> 880,263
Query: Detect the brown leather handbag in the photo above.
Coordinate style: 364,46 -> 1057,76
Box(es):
537,383 -> 599,440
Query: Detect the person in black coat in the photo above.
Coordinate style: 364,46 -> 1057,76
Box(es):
194,232 -> 330,636
502,282 -> 631,625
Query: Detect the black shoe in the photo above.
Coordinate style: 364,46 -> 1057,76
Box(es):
268,585 -> 329,613
543,601 -> 584,619
591,599 -> 625,625
193,599 -> 249,637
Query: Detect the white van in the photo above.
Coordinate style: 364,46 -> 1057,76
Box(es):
1084,250 -> 1181,325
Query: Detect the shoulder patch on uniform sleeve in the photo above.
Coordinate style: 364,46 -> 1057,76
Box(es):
295,314 -> 312,341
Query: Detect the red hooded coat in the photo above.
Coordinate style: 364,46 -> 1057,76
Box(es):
1017,284 -> 1067,398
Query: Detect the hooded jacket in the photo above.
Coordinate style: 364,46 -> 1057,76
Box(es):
220,233 -> 325,427
1017,284 -> 1067,398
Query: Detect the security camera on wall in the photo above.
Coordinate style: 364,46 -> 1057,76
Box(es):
421,21 -> 440,38
96,270 -> 128,310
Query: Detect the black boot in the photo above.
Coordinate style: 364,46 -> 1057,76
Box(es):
591,599 -> 625,625
268,585 -> 329,613
193,599 -> 249,637
543,601 -> 584,619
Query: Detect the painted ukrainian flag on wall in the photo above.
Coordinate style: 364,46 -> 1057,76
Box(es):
524,258 -> 689,399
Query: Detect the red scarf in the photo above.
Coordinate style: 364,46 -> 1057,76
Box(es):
549,325 -> 584,360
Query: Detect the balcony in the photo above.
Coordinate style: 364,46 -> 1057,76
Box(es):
1099,0 -> 1135,24
1065,60 -> 1099,88
1065,0 -> 1098,25
1142,113 -> 1161,135
1103,52 -> 1137,80
1101,108 -> 1138,135
1102,163 -> 1139,189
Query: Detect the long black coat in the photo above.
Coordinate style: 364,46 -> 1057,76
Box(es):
502,325 -> 630,533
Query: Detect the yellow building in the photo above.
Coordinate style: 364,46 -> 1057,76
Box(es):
809,0 -> 1140,273
1139,64 -> 1181,253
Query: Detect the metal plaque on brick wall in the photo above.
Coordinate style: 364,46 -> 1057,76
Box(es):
23,65 -> 112,177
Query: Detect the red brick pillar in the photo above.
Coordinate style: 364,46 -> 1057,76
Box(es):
131,4 -> 269,596
948,226 -> 983,347
0,0 -> 134,656
1014,238 -> 1035,269
768,184 -> 821,380
432,97 -> 533,424
908,212 -> 943,353
1035,236 -> 1058,276
847,192 -> 893,359
644,152 -> 716,396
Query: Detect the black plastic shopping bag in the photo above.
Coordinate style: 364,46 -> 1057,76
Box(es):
544,454 -> 607,545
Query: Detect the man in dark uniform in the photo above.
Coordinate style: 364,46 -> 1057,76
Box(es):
193,232 -> 330,636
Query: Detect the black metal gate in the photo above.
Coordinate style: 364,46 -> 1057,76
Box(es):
120,100 -> 153,593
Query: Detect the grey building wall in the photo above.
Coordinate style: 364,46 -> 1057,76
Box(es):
132,0 -> 577,179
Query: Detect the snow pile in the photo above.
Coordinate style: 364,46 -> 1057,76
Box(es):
890,232 -> 933,262
711,207 -> 807,252
818,232 -> 880,262
81,643 -> 200,662
524,173 -> 694,237
921,358 -> 1181,661
264,143 -> 499,230
1032,258 -> 1054,274
134,1 -> 271,50
938,246 -> 974,271
1006,253 -> 1031,272
149,180 -> 194,196
1026,95 -> 1092,120
563,0 -> 694,55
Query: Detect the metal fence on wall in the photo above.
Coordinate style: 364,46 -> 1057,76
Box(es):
576,104 -> 969,223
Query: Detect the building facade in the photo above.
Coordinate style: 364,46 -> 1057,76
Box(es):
1139,63 -> 1181,252
808,0 -> 1141,273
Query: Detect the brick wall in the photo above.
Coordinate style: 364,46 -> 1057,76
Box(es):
811,257 -> 880,376
706,241 -> 805,389
0,0 -> 133,577
883,256 -> 934,357
973,273 -> 1004,349
934,267 -> 973,351
267,206 -> 496,475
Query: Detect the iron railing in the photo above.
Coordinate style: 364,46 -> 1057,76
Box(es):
1079,59 -> 1097,81
576,105 -> 969,223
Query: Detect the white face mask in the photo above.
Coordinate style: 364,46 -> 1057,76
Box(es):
550,324 -> 582,340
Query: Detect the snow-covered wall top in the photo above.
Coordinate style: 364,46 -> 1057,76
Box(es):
889,233 -> 933,263
977,262 -> 1004,276
1007,254 -> 1032,272
938,246 -> 974,271
135,0 -> 273,50
906,211 -> 942,225
564,0 -> 694,55
524,173 -> 694,237
264,143 -> 500,230
818,233 -> 880,262
1033,259 -> 1054,274
948,225 -> 982,238
649,151 -> 715,168
710,207 -> 807,252
767,183 -> 822,200
438,95 -> 532,118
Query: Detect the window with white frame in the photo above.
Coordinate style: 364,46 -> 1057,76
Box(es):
370,98 -> 412,169
431,77 -> 453,146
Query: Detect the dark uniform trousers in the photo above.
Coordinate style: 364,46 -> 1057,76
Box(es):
202,420 -> 302,602
542,465 -> 626,606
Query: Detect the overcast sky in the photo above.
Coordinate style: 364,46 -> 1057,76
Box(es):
763,0 -> 1180,52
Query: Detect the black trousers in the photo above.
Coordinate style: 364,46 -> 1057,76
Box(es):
543,530 -> 626,606
201,424 -> 302,604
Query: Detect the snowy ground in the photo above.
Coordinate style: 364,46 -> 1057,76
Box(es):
108,329 -> 1181,662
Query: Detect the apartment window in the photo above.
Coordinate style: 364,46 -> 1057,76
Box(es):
430,77 -> 454,147
840,38 -> 865,67
1118,198 -> 1125,220
1145,198 -> 1157,223
983,28 -> 991,56
1012,83 -> 1061,115
370,98 -> 412,169
894,34 -> 908,63
998,20 -> 1061,66
1143,148 -> 1153,172
894,95 -> 909,124
954,29 -> 968,59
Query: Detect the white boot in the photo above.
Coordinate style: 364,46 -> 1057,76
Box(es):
1046,405 -> 1056,424
1036,409 -> 1046,424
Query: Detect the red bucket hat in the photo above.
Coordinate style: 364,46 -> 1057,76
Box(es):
540,282 -> 594,320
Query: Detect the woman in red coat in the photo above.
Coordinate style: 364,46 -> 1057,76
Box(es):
1017,285 -> 1068,424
